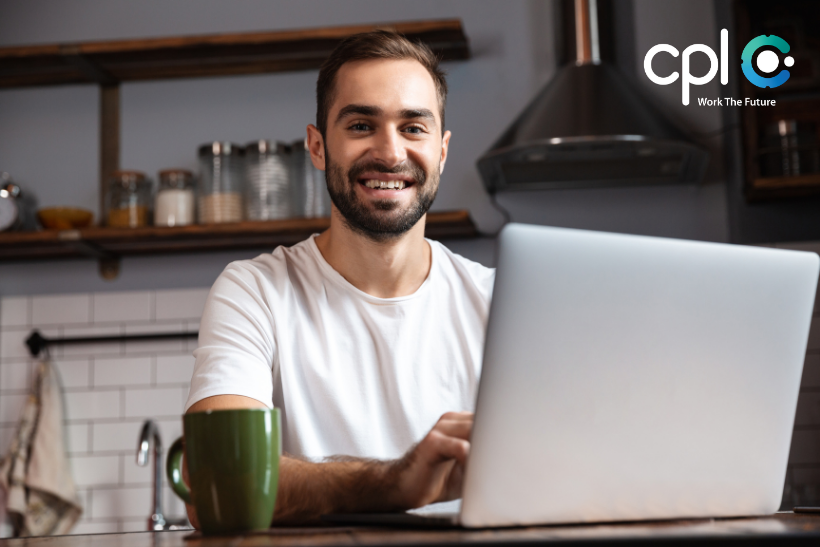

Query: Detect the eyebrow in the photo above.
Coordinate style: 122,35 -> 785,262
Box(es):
335,104 -> 437,124
336,104 -> 382,121
400,108 -> 436,121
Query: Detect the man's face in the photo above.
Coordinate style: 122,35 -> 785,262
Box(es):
310,58 -> 451,241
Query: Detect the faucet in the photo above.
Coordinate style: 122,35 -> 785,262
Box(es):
136,420 -> 193,531
136,420 -> 167,531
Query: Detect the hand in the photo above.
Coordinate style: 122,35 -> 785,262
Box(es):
390,411 -> 473,509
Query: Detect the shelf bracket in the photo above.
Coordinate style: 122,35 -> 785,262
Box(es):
100,84 -> 120,223
59,46 -> 119,86
57,230 -> 121,280
98,257 -> 120,280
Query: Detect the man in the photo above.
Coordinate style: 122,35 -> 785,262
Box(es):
185,31 -> 494,524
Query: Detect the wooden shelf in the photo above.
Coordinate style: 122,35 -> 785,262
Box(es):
0,210 -> 477,262
0,20 -> 476,276
0,20 -> 469,88
747,174 -> 820,200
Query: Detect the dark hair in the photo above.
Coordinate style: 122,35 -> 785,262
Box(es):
316,30 -> 448,137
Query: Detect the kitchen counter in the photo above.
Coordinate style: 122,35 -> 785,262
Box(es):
5,513 -> 820,547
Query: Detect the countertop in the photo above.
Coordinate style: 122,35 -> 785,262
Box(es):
5,513 -> 820,547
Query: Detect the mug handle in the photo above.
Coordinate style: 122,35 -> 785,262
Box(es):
166,437 -> 192,505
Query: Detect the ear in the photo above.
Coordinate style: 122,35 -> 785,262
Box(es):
439,130 -> 452,175
306,124 -> 326,171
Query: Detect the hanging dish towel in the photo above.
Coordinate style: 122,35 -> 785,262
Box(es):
0,360 -> 82,536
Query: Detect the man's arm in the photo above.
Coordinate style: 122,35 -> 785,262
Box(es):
184,395 -> 472,525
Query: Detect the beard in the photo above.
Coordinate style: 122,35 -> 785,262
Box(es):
324,148 -> 439,242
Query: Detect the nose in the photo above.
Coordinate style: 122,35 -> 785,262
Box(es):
370,127 -> 406,167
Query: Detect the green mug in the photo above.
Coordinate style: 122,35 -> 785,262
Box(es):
167,407 -> 281,535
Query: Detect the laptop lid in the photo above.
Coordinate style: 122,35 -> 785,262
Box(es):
461,223 -> 819,528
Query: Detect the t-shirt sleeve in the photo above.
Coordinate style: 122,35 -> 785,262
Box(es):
185,261 -> 276,411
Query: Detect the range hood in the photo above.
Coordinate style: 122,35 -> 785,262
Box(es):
477,0 -> 709,193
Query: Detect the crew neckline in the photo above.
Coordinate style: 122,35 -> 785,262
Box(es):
306,234 -> 437,303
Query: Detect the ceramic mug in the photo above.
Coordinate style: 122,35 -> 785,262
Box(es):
167,407 -> 281,535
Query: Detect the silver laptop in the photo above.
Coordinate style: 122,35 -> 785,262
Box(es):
328,223 -> 819,528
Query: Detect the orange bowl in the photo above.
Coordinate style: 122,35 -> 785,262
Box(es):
37,207 -> 94,230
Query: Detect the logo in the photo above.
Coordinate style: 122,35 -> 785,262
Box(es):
741,35 -> 793,88
644,30 -> 793,105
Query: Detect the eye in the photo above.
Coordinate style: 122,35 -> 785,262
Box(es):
349,122 -> 372,132
403,125 -> 426,135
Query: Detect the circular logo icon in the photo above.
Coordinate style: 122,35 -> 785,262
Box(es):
741,35 -> 793,88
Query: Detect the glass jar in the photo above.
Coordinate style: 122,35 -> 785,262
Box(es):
198,142 -> 244,224
290,139 -> 331,218
106,170 -> 152,228
155,169 -> 195,227
244,140 -> 292,221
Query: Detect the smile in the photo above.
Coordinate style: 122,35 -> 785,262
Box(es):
356,170 -> 417,192
362,179 -> 409,190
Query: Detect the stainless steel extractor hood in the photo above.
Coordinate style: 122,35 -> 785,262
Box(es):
477,0 -> 709,193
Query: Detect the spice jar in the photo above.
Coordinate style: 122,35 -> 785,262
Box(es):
106,170 -> 152,228
155,169 -> 195,227
198,142 -> 244,224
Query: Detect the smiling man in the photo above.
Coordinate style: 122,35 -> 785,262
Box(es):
185,31 -> 494,524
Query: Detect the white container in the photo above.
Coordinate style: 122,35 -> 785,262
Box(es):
155,188 -> 195,227
154,169 -> 195,227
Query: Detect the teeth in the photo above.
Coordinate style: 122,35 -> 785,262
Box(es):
363,180 -> 407,190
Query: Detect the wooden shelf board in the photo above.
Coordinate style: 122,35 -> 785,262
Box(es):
0,210 -> 477,261
752,174 -> 820,190
0,19 -> 470,88
746,175 -> 820,201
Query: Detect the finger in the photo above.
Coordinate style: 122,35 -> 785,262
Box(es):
425,431 -> 470,464
439,462 -> 465,502
433,419 -> 472,440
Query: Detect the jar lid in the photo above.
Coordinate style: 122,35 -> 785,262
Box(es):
112,170 -> 146,179
158,169 -> 194,189
244,140 -> 289,155
290,138 -> 309,151
110,170 -> 149,190
198,142 -> 243,157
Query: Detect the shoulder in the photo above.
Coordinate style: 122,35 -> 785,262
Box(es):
429,240 -> 496,301
212,236 -> 320,301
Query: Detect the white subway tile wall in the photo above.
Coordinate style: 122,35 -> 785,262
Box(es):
0,288 -> 208,534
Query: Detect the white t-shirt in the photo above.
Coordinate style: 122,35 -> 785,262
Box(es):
185,234 -> 495,461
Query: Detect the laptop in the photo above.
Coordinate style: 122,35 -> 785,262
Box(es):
325,223 -> 819,528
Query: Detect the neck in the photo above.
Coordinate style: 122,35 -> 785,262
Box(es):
314,207 -> 431,299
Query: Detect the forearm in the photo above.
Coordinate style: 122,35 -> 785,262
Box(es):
273,454 -> 406,523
